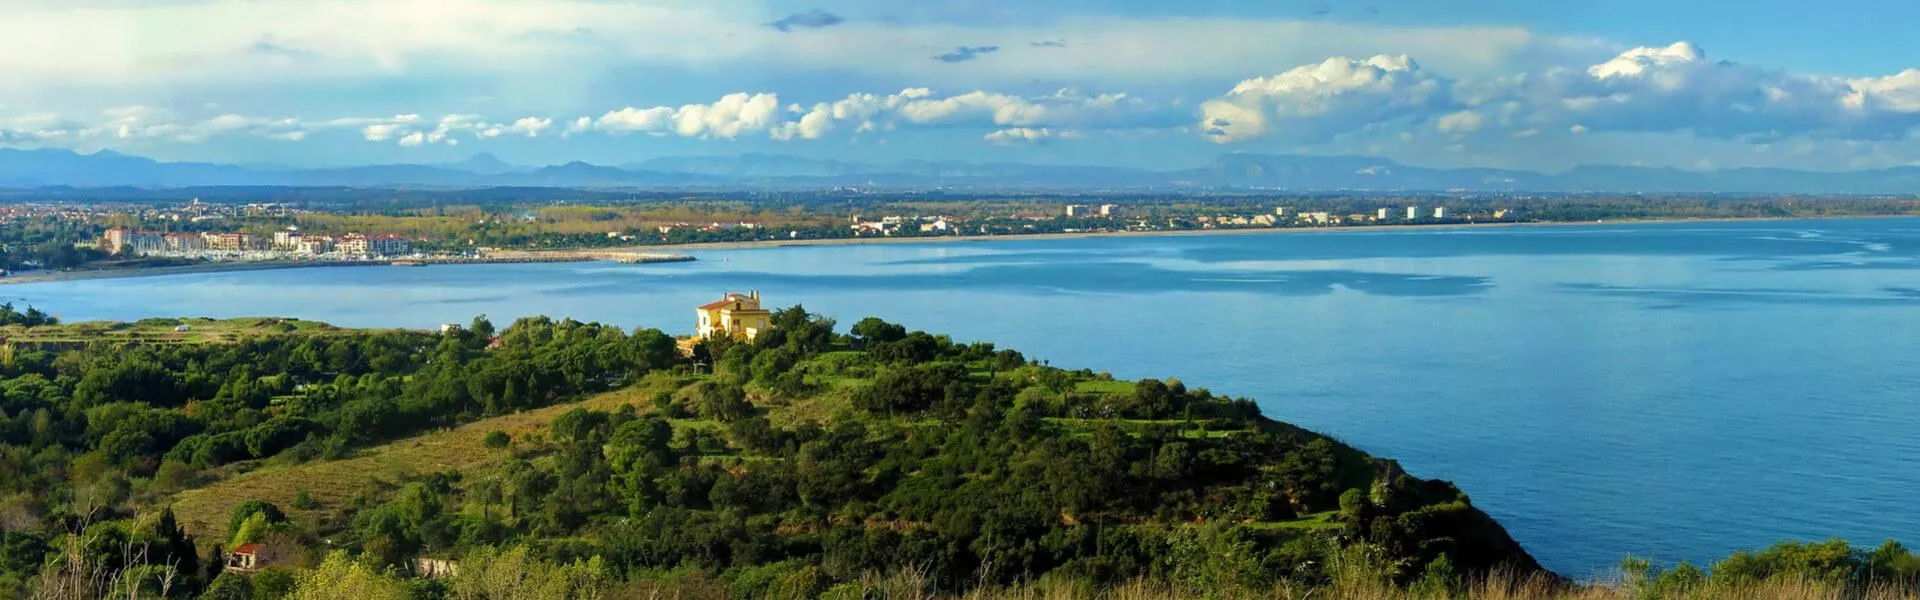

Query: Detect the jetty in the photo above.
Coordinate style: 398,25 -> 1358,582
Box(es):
467,250 -> 696,265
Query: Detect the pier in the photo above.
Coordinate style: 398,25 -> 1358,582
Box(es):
463,250 -> 697,265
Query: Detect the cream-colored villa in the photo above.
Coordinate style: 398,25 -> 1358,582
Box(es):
696,291 -> 771,341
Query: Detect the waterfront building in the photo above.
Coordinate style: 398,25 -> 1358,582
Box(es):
272,228 -> 301,250
1377,208 -> 1390,220
1434,207 -> 1448,219
1065,205 -> 1091,217
1406,206 -> 1420,220
165,233 -> 206,253
696,291 -> 772,341
338,234 -> 412,257
296,236 -> 335,255
204,232 -> 264,252
369,235 -> 412,257
104,228 -> 165,254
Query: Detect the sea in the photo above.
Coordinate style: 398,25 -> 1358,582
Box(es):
13,217 -> 1920,578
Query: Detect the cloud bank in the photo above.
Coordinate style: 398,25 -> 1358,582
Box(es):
4,32 -> 1920,169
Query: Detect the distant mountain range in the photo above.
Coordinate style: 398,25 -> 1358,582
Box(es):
3,148 -> 1920,194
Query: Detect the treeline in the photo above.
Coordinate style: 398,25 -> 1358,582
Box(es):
0,220 -> 112,271
0,315 -> 684,596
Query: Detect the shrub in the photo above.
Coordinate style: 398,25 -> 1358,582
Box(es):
483,430 -> 512,449
291,488 -> 319,510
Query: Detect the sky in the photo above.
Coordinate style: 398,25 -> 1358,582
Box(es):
3,0 -> 1920,172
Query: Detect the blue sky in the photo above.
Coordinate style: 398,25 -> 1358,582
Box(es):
3,0 -> 1919,172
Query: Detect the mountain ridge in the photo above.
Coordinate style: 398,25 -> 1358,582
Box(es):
3,147 -> 1918,193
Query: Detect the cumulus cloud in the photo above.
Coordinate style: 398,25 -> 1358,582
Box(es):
1200,42 -> 1920,145
361,123 -> 404,142
509,117 -> 553,137
596,93 -> 782,139
1200,55 -> 1449,142
933,46 -> 1001,64
1437,110 -> 1484,133
13,39 -> 1920,159
1516,42 -> 1920,141
0,1 -> 1598,108
775,87 -> 1176,139
344,113 -> 563,146
985,127 -> 1080,145
767,9 -> 844,32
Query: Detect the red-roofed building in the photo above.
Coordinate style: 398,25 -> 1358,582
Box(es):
226,543 -> 267,571
696,291 -> 771,341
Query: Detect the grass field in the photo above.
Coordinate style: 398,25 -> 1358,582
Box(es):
169,377 -> 684,542
0,316 -> 384,345
1072,379 -> 1138,396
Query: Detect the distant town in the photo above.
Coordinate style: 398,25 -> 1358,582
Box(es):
105,227 -> 414,260
0,188 -> 1913,279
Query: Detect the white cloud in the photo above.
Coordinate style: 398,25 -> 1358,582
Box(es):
509,116 -> 552,137
595,93 -> 781,139
362,123 -> 403,141
1437,110 -> 1484,133
674,93 -> 780,138
766,87 -> 1170,142
1587,42 -> 1705,79
1199,42 -> 1920,145
597,106 -> 675,134
771,104 -> 835,141
984,127 -> 1080,145
0,1 -> 1592,106
10,38 -> 1920,162
1199,55 -> 1449,142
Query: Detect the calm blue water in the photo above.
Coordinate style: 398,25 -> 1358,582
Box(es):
14,218 -> 1920,577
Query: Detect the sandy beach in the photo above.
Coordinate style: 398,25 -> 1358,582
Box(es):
4,214 -> 1908,285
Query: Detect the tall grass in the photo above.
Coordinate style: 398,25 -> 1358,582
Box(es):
787,568 -> 1920,600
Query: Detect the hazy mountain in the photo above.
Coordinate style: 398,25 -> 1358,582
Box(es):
438,153 -> 527,175
628,153 -> 873,178
2,148 -> 1919,193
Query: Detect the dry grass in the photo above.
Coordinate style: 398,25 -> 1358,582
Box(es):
791,570 -> 1919,600
169,378 -> 683,542
0,316 -> 371,345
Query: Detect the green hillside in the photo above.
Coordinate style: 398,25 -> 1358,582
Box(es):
0,307 -> 1915,599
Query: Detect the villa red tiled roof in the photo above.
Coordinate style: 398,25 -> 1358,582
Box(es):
698,299 -> 739,310
232,543 -> 265,556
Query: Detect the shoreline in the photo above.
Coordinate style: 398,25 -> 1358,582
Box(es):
5,213 -> 1911,285
603,212 -> 1917,252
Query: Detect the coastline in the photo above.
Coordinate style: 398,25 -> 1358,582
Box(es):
0,260 -> 375,285
603,212 -> 1915,252
5,213 -> 1909,285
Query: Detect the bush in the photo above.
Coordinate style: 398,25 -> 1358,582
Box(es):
291,489 -> 319,510
228,500 -> 286,538
483,430 -> 511,449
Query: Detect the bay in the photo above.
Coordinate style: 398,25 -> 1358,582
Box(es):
14,217 -> 1920,577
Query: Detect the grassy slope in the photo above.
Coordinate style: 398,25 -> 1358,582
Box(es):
170,377 -> 684,542
1,316 -> 379,345
165,360 -> 1322,544
159,329 -> 1506,570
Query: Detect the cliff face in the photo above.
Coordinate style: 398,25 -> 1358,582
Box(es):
1365,458 -> 1547,576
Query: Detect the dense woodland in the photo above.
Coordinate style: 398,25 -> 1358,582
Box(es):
0,308 -> 1914,599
